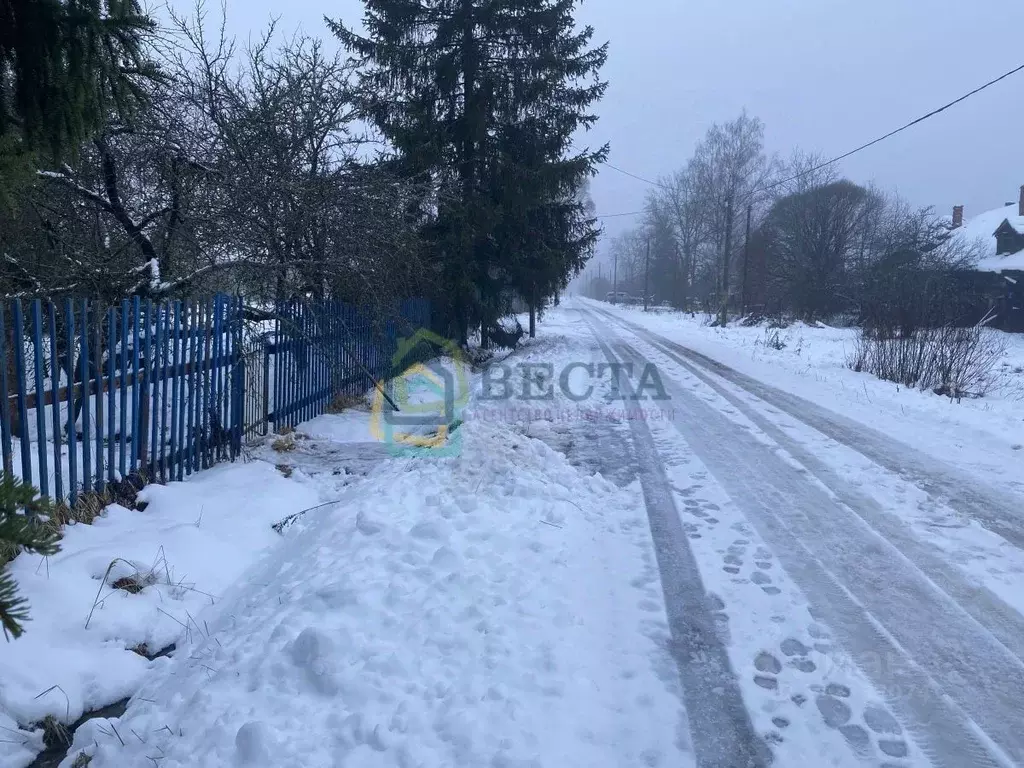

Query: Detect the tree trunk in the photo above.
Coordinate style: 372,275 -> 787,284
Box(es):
741,204 -> 752,315
719,197 -> 734,326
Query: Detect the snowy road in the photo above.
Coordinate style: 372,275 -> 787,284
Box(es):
580,302 -> 1024,768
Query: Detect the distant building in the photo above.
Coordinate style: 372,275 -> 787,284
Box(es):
949,185 -> 1024,272
946,187 -> 1024,332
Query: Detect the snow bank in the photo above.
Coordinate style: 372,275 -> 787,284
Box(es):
0,461 -> 320,765
61,416 -> 686,768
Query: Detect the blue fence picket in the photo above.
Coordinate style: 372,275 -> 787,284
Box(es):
225,298 -> 236,449
11,301 -> 31,486
141,299 -> 152,473
159,304 -> 170,482
281,302 -> 290,426
169,301 -> 181,481
186,301 -> 199,475
118,299 -> 129,479
150,301 -> 162,478
47,302 -> 63,501
198,300 -> 208,469
224,297 -> 234,454
280,301 -> 290,427
30,300 -> 49,498
101,307 -> 112,490
211,297 -> 223,461
63,301 -> 77,506
131,296 -> 141,471
232,296 -> 243,452
79,300 -> 92,496
301,302 -> 309,419
0,305 -> 11,478
196,300 -> 206,471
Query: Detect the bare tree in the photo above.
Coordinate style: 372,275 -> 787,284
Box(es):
689,112 -> 774,325
759,179 -> 876,320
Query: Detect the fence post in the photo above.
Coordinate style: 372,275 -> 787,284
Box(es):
0,303 -> 13,477
11,301 -> 32,485
30,300 -> 49,498
119,299 -> 129,479
138,300 -> 152,472
131,295 -> 141,471
231,296 -> 244,455
79,299 -> 92,496
261,330 -> 270,437
100,306 -> 111,490
47,302 -> 63,502
64,299 -> 78,507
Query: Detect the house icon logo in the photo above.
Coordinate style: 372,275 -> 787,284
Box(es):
369,329 -> 470,456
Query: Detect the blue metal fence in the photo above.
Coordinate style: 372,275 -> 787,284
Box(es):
0,295 -> 432,506
266,297 -> 431,430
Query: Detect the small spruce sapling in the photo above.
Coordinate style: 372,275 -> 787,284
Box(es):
1,474 -> 61,640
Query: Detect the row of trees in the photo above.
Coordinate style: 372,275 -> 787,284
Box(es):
1,0 -> 607,344
595,112 -> 984,328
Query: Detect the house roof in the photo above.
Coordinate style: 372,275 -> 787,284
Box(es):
952,203 -> 1024,273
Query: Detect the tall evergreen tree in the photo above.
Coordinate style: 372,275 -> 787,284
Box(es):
488,0 -> 607,338
329,0 -> 606,345
0,0 -> 158,177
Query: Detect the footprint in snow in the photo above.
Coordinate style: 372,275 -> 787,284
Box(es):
839,724 -> 872,753
780,638 -> 808,657
746,564 -> 781,594
779,637 -> 815,672
755,652 -> 782,675
816,694 -> 852,727
864,706 -> 902,735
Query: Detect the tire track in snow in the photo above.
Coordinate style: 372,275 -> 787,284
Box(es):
597,307 -> 1024,667
583,314 -> 771,768
594,306 -> 1024,549
585,307 -> 1019,768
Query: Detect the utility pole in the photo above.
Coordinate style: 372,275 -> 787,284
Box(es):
643,237 -> 651,311
741,203 -> 752,315
613,250 -> 618,304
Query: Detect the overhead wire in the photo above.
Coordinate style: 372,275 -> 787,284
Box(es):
595,60 -> 1024,217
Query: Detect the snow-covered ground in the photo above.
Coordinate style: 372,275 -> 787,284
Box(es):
4,300 -> 1024,768
0,460 -> 322,766
592,301 -> 1024,490
1,315 -> 691,768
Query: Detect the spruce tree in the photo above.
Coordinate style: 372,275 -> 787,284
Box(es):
0,475 -> 60,640
484,0 -> 606,338
330,0 -> 607,345
0,0 -> 158,160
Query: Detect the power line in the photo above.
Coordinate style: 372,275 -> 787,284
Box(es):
602,163 -> 668,189
595,210 -> 644,219
763,61 -> 1024,192
600,60 -> 1024,196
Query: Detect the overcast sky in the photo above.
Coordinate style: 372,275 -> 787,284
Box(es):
173,0 -> 1024,255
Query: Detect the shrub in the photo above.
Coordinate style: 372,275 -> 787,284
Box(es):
849,315 -> 1007,399
1,475 -> 61,640
762,327 -> 787,351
